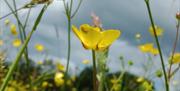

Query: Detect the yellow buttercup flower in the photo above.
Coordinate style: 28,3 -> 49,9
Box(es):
172,80 -> 178,86
72,24 -> 121,51
0,40 -> 4,46
149,25 -> 164,36
35,43 -> 44,52
142,81 -> 153,91
10,24 -> 18,36
42,81 -> 48,88
82,59 -> 90,64
71,76 -> 76,82
138,43 -> 153,53
150,48 -> 159,56
72,87 -> 77,91
169,53 -> 180,64
54,72 -> 64,86
110,78 -> 120,91
37,61 -> 43,65
56,63 -> 65,72
138,43 -> 159,56
5,19 -> 10,25
136,77 -> 144,83
66,80 -> 72,86
12,39 -> 21,47
135,33 -> 141,39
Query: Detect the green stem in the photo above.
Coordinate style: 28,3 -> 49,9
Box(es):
64,17 -> 71,91
169,64 -> 180,78
0,5 -> 48,91
71,0 -> 83,18
97,50 -> 108,91
145,1 -> 169,91
12,0 -> 30,67
63,0 -> 83,75
92,50 -> 97,91
168,20 -> 180,80
62,1 -> 83,90
4,0 -> 24,41
0,7 -> 23,20
5,0 -> 30,75
65,17 -> 71,75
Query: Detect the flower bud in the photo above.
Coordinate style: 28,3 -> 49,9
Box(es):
176,12 -> 180,20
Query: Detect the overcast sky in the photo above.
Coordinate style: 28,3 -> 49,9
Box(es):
0,0 -> 180,90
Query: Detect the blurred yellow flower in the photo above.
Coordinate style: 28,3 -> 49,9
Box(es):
42,81 -> 48,88
138,43 -> 153,53
66,80 -> 72,86
72,24 -> 121,51
142,81 -> 153,91
56,63 -> 65,72
170,53 -> 180,64
111,84 -> 121,91
149,25 -> 163,36
138,43 -> 160,56
0,40 -> 4,46
32,86 -> 38,91
72,87 -> 77,91
5,19 -> 10,25
71,75 -> 76,82
135,33 -> 141,39
172,80 -> 178,86
54,72 -> 64,86
10,24 -> 18,36
35,43 -> 44,52
150,48 -> 159,56
110,78 -> 119,84
5,80 -> 27,91
136,77 -> 144,83
12,39 -> 22,47
110,78 -> 120,91
82,59 -> 90,64
5,87 -> 16,91
37,61 -> 43,65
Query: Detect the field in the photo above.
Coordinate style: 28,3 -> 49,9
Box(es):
0,0 -> 180,91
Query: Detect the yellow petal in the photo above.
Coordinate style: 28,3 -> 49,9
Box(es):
82,59 -> 90,64
56,63 -> 65,72
72,25 -> 102,50
54,72 -> 64,86
35,43 -> 44,52
12,39 -> 21,47
138,43 -> 154,53
42,81 -> 48,88
81,29 -> 102,50
136,77 -> 144,83
37,61 -> 43,65
150,48 -> 159,55
5,19 -> 10,25
171,53 -> 180,64
72,25 -> 84,41
135,33 -> 141,39
10,24 -> 18,36
0,40 -> 4,46
149,25 -> 164,36
98,30 -> 120,50
80,24 -> 100,32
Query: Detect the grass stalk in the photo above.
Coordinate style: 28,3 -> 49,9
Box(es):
144,0 -> 169,91
168,19 -> 180,80
0,5 -> 48,91
62,1 -> 83,90
4,0 -> 30,67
